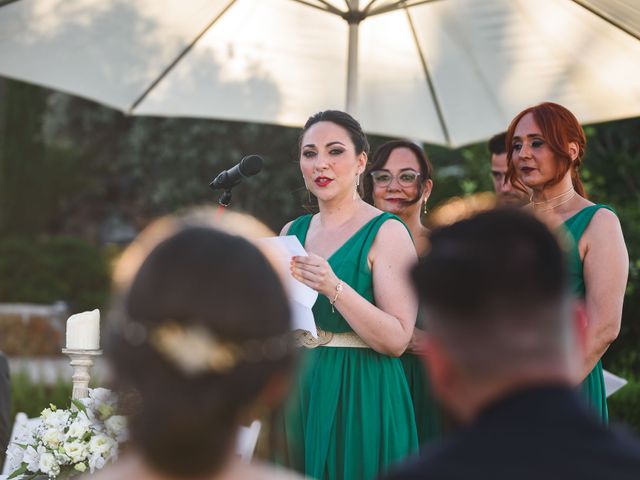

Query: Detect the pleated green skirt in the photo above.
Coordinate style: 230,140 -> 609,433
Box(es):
399,353 -> 443,447
283,347 -> 419,480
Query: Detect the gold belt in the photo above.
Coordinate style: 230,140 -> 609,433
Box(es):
295,328 -> 370,349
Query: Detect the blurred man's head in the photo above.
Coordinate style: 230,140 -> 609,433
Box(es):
411,209 -> 583,423
489,132 -> 529,205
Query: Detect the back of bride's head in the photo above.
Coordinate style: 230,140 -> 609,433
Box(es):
107,209 -> 293,478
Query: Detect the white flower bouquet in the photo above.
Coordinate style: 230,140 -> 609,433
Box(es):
5,388 -> 128,479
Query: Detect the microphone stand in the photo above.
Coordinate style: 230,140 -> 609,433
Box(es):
218,189 -> 233,207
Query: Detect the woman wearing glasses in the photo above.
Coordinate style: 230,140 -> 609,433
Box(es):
363,140 -> 442,446
281,111 -> 419,479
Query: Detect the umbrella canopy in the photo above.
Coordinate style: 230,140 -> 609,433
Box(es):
0,0 -> 639,147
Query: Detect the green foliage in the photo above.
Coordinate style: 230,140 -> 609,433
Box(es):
39,92 -> 309,233
423,142 -> 493,209
0,236 -> 110,311
581,119 -> 640,371
9,369 -> 71,421
608,371 -> 640,433
0,82 -> 48,234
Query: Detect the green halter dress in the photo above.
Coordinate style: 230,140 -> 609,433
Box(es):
562,204 -> 615,423
282,212 -> 419,480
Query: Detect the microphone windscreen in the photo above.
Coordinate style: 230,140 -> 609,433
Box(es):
239,155 -> 263,176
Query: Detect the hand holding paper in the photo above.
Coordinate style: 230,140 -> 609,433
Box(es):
257,236 -> 318,337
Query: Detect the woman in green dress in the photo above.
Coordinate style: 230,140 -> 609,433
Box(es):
282,111 -> 419,479
362,140 -> 443,446
504,102 -> 629,422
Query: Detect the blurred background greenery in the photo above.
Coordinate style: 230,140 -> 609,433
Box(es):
0,78 -> 638,429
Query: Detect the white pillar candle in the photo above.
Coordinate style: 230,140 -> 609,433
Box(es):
66,309 -> 100,350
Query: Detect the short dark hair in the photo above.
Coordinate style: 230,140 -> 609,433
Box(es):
411,209 -> 571,375
412,208 -> 567,320
488,132 -> 507,156
107,226 -> 292,477
362,140 -> 433,204
299,110 -> 370,155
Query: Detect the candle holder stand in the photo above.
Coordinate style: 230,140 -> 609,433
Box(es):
62,348 -> 103,400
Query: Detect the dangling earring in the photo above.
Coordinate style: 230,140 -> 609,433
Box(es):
353,173 -> 360,200
423,198 -> 428,215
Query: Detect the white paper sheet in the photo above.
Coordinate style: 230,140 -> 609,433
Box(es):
603,369 -> 628,398
257,235 -> 318,337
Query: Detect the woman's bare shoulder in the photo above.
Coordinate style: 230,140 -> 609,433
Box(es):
583,206 -> 622,238
371,216 -> 416,261
280,220 -> 294,236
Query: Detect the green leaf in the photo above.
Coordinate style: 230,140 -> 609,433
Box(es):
7,462 -> 28,479
71,398 -> 87,414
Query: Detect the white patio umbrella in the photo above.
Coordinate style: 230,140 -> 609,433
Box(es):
0,0 -> 639,147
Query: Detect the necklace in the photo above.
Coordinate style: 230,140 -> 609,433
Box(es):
529,187 -> 576,213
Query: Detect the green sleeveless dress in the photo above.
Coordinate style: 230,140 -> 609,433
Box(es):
399,323 -> 443,447
282,212 -> 419,480
562,204 -> 614,423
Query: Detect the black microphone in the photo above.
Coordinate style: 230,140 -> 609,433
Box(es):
209,155 -> 263,191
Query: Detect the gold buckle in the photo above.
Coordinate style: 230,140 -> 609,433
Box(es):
295,328 -> 334,349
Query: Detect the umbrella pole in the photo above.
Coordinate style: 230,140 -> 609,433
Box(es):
345,1 -> 360,114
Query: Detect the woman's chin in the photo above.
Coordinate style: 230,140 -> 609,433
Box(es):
377,201 -> 405,216
313,188 -> 344,203
520,175 -> 545,190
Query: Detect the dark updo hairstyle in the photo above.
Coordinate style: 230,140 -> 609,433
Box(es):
505,102 -> 587,197
363,140 -> 433,205
107,217 -> 292,478
299,110 -> 370,156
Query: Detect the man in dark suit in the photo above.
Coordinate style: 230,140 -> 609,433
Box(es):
385,209 -> 640,480
0,351 -> 10,470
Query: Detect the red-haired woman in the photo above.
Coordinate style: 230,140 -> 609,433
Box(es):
505,102 -> 628,422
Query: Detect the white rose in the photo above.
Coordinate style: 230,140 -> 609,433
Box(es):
104,415 -> 128,441
88,452 -> 107,473
38,452 -> 58,475
42,427 -> 63,448
44,409 -> 70,429
89,433 -> 115,456
63,441 -> 88,463
66,417 -> 91,440
89,388 -> 116,407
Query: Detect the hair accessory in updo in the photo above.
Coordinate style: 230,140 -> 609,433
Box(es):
151,322 -> 239,374
115,319 -> 295,375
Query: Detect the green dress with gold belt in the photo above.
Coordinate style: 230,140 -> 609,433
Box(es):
282,212 -> 419,480
562,204 -> 614,423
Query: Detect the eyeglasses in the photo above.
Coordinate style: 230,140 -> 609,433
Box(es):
370,170 -> 421,187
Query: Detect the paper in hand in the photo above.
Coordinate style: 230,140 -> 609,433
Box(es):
257,235 -> 318,337
603,369 -> 628,398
